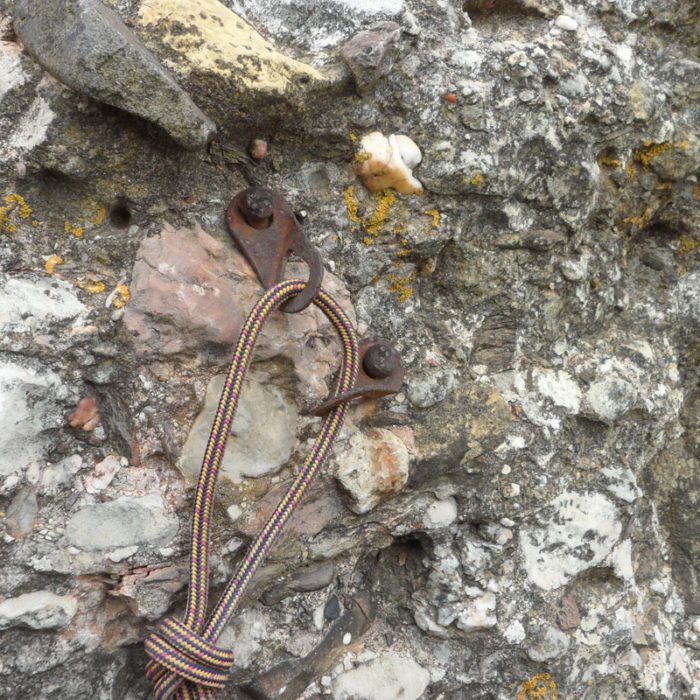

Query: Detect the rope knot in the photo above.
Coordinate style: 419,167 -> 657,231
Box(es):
144,617 -> 234,697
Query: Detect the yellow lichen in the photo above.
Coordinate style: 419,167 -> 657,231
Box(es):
65,218 -> 85,237
364,189 -> 396,236
518,672 -> 557,700
77,279 -> 105,294
345,186 -> 399,243
622,207 -> 652,227
112,284 -> 131,308
424,209 -> 440,228
5,194 -> 32,219
388,270 -> 417,302
91,204 -> 107,225
1,193 -> 33,232
628,141 -> 672,179
354,149 -> 370,164
45,255 -> 63,275
676,239 -> 700,255
345,185 -> 360,231
599,157 -> 621,168
471,173 -> 483,185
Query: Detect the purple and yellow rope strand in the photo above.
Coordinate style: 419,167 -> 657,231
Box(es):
144,280 -> 359,699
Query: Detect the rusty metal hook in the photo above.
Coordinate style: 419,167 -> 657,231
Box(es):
312,339 -> 404,415
225,186 -> 323,313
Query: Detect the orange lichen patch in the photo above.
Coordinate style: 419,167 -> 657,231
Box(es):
518,672 -> 557,700
388,270 -> 417,302
45,255 -> 63,275
77,279 -> 105,293
471,173 -> 483,185
65,218 -> 85,237
112,284 -> 131,308
598,157 -> 621,168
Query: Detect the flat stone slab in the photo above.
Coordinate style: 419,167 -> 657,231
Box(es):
13,0 -> 215,148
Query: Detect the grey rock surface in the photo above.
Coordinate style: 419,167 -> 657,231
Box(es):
13,0 -> 215,148
0,0 -> 698,697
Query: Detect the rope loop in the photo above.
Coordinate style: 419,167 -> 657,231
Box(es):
144,280 -> 360,699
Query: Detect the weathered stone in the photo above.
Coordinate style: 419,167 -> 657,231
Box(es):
63,494 -> 178,552
0,361 -> 67,478
38,455 -> 83,496
341,22 -> 401,93
135,0 -> 330,133
179,372 -> 298,484
0,591 -> 77,630
82,454 -> 122,493
332,653 -> 430,700
519,492 -> 622,591
526,623 -> 570,661
124,223 -> 354,399
13,0 -> 214,148
335,428 -> 410,514
0,277 -> 84,331
582,374 -> 639,424
5,484 -> 37,537
413,383 -> 511,482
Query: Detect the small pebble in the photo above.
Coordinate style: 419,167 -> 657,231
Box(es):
324,594 -> 341,621
555,15 -> 578,31
342,632 -> 352,645
249,138 -> 268,160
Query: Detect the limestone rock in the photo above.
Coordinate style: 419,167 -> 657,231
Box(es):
0,361 -> 67,478
5,484 -> 37,537
0,591 -> 77,630
335,428 -> 410,514
0,277 -> 84,332
13,0 -> 215,148
519,492 -> 622,591
179,372 -> 298,484
332,653 -> 430,700
63,494 -> 178,552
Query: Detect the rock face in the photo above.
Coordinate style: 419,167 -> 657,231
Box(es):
0,0 -> 698,698
13,0 -> 215,148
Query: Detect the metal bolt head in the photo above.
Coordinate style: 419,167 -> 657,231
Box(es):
240,186 -> 273,229
363,341 -> 399,379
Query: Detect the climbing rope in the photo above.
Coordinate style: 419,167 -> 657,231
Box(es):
144,280 -> 360,699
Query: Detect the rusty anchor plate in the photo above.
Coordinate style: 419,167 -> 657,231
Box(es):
313,339 -> 404,415
226,186 -> 323,313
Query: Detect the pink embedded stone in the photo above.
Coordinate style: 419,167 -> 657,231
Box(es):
124,223 -> 355,400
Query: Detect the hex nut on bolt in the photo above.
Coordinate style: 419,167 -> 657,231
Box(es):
240,186 -> 274,229
363,341 -> 398,379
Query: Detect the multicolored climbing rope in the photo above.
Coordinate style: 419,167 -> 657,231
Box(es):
144,280 -> 360,699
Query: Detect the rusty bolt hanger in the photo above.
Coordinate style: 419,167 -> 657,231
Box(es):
226,186 -> 323,313
313,339 -> 404,415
